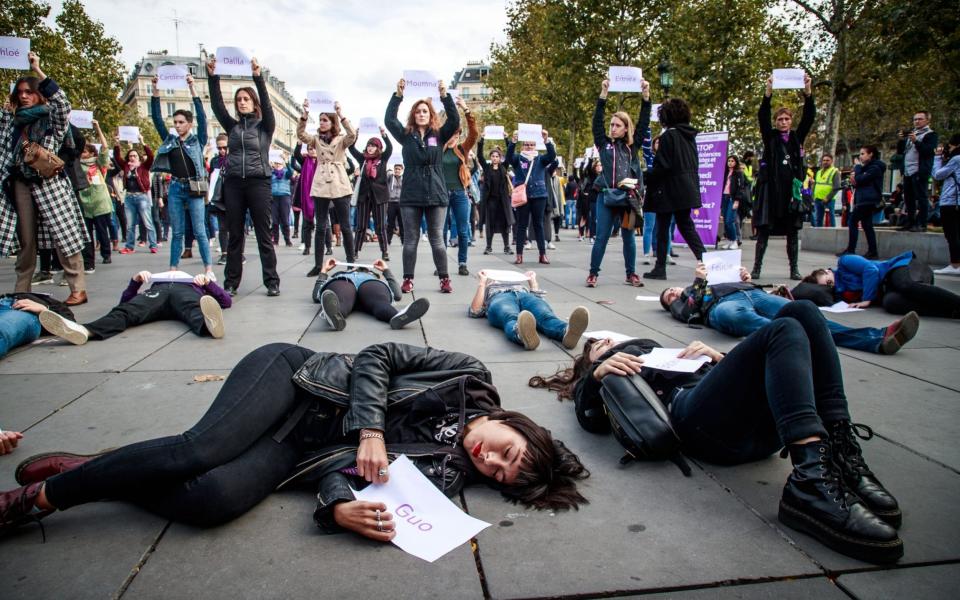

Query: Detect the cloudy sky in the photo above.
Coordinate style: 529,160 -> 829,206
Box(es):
49,0 -> 508,132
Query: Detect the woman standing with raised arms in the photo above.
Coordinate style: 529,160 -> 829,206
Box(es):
384,78 -> 460,293
207,55 -> 280,297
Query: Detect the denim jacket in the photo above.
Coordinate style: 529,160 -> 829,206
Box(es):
271,163 -> 293,196
150,96 -> 208,178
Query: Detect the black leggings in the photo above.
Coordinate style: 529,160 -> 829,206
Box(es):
941,205 -> 959,264
515,196 -> 546,255
44,344 -> 315,526
354,199 -> 388,255
326,279 -> 397,322
882,266 -> 960,318
83,284 -> 212,339
655,209 -> 705,268
314,196 -> 354,266
847,204 -> 877,254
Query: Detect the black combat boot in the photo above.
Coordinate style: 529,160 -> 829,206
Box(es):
829,421 -> 901,527
787,234 -> 801,280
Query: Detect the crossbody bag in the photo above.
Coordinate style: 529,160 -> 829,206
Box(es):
176,140 -> 209,199
511,154 -> 536,208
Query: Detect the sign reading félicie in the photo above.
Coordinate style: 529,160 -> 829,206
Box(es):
352,455 -> 491,563
157,64 -> 189,90
214,47 -> 251,76
0,37 -> 30,70
607,66 -> 643,93
69,110 -> 94,129
517,123 -> 542,143
772,68 -> 805,90
703,249 -> 742,284
306,91 -> 335,114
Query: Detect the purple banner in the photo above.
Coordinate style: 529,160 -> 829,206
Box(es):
674,132 -> 728,247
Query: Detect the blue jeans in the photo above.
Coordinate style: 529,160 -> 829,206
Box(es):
446,190 -> 471,264
707,289 -> 885,353
124,193 -> 156,250
564,200 -> 576,228
0,297 -> 41,358
813,199 -> 835,227
168,181 -> 212,268
589,193 -> 636,276
486,290 -> 567,346
721,194 -> 739,241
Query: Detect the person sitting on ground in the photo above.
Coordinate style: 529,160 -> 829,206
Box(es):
38,270 -> 230,345
659,263 -> 919,355
530,300 -> 903,565
469,269 -> 590,351
312,258 -> 429,331
799,251 -> 960,319
0,294 -> 75,359
0,342 -> 588,539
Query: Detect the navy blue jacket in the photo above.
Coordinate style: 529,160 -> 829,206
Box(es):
853,159 -> 886,207
504,140 -> 556,199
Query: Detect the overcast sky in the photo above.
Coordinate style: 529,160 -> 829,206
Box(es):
49,0 -> 507,135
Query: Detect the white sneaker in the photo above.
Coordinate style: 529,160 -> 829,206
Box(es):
39,310 -> 90,345
421,234 -> 428,242
524,241 -> 532,250
199,295 -> 225,339
934,265 -> 960,276
298,243 -> 305,251
547,242 -> 556,250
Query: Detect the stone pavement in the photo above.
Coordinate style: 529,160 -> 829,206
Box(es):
1,229 -> 958,599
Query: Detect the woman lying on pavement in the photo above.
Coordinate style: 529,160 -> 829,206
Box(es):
1,342 -> 588,539
312,258 -> 429,331
531,300 -> 903,564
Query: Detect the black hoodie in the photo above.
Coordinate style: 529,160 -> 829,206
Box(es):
643,123 -> 701,213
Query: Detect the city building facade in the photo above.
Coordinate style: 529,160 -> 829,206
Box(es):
450,61 -> 497,114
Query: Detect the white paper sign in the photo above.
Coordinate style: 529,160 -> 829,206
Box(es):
402,70 -> 437,97
358,117 -> 380,137
607,66 -> 643,93
92,143 -> 102,153
431,89 -> 459,112
635,295 -> 661,302
584,146 -> 599,159
118,126 -> 140,143
584,330 -> 636,344
307,90 -> 335,114
352,455 -> 491,563
574,158 -> 584,168
214,47 -> 251,76
772,68 -> 805,90
0,37 -> 30,70
518,123 -> 542,143
208,168 -> 221,203
641,348 -> 711,373
703,249 -> 742,284
157,64 -> 188,90
481,269 -> 530,283
69,110 -> 93,129
333,261 -> 377,271
483,125 -> 505,139
147,271 -> 195,283
819,301 -> 864,314
651,103 -> 662,123
268,149 -> 284,164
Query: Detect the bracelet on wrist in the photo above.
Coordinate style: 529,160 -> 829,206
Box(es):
359,431 -> 384,441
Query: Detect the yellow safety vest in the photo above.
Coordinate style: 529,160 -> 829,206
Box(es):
813,167 -> 838,202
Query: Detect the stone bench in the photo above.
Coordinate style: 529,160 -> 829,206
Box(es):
799,226 -> 950,265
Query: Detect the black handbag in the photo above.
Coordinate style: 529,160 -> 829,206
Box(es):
177,141 -> 209,199
600,373 -> 692,476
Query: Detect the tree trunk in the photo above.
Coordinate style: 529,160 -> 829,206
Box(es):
567,125 -> 578,170
822,3 -> 848,156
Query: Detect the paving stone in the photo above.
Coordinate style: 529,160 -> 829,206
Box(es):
0,372 -> 111,432
620,577 -> 848,599
837,564 -> 960,600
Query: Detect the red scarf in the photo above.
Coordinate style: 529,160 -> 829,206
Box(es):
363,137 -> 383,179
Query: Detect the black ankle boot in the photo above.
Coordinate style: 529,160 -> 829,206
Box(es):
778,441 -> 903,564
751,235 -> 768,279
787,235 -> 801,280
829,421 -> 901,527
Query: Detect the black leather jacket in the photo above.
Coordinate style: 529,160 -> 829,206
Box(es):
284,343 -> 498,532
208,74 -> 275,179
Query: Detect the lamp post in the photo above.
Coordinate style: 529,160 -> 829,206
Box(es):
657,58 -> 673,99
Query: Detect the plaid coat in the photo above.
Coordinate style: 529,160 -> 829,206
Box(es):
0,80 -> 88,258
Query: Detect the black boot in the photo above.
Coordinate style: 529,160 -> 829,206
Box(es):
751,235 -> 768,279
829,421 -> 901,528
778,441 -> 903,564
787,234 -> 801,280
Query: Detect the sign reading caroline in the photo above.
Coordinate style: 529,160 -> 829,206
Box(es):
675,131 -> 728,247
352,455 -> 491,562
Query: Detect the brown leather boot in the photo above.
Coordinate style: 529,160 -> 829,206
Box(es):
65,291 -> 88,306
0,482 -> 52,535
16,452 -> 103,486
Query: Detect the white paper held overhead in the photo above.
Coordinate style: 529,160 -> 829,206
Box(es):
607,66 -> 643,92
772,68 -> 805,90
0,37 -> 30,70
214,47 -> 251,76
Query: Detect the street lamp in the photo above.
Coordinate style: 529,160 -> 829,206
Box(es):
657,58 -> 673,98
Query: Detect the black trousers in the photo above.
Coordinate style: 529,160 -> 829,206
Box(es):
211,210 -> 228,255
84,284 -> 211,339
314,196 -> 354,266
326,279 -> 397,322
847,204 -> 878,254
941,205 -> 960,264
655,209 -> 705,268
224,177 -> 279,289
271,194 -> 291,244
354,200 -> 388,255
882,266 -> 960,318
387,203 -> 404,245
903,172 -> 929,227
44,343 -> 314,527
82,214 -> 112,268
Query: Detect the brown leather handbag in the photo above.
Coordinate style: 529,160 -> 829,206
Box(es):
20,132 -> 65,178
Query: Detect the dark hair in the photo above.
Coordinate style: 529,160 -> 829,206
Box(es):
658,98 -> 691,127
802,268 -> 829,284
404,99 -> 440,135
173,109 -> 194,123
125,148 -> 141,162
487,410 -> 589,511
317,112 -> 341,138
742,150 -> 755,160
726,154 -> 740,168
821,153 -> 833,160
945,134 -> 960,160
9,77 -> 46,109
659,288 -> 672,310
529,338 -> 600,402
82,143 -> 98,155
652,135 -> 661,153
489,146 -> 503,158
233,86 -> 262,119
861,145 -> 879,160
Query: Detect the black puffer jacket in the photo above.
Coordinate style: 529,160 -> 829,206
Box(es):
643,124 -> 701,213
384,93 -> 460,206
208,74 -> 275,179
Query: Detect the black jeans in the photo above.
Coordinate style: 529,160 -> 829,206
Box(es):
515,196 -> 546,256
211,210 -> 228,255
400,205 -> 448,279
224,177 -> 279,289
941,205 -> 960,263
387,203 -> 403,245
314,196 -> 354,266
83,284 -> 211,339
326,279 -> 397,322
83,214 -> 112,268
45,343 -> 315,527
847,204 -> 878,254
671,301 -> 849,465
271,194 -> 292,244
655,209 -> 705,269
882,266 -> 960,318
903,172 -> 929,227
